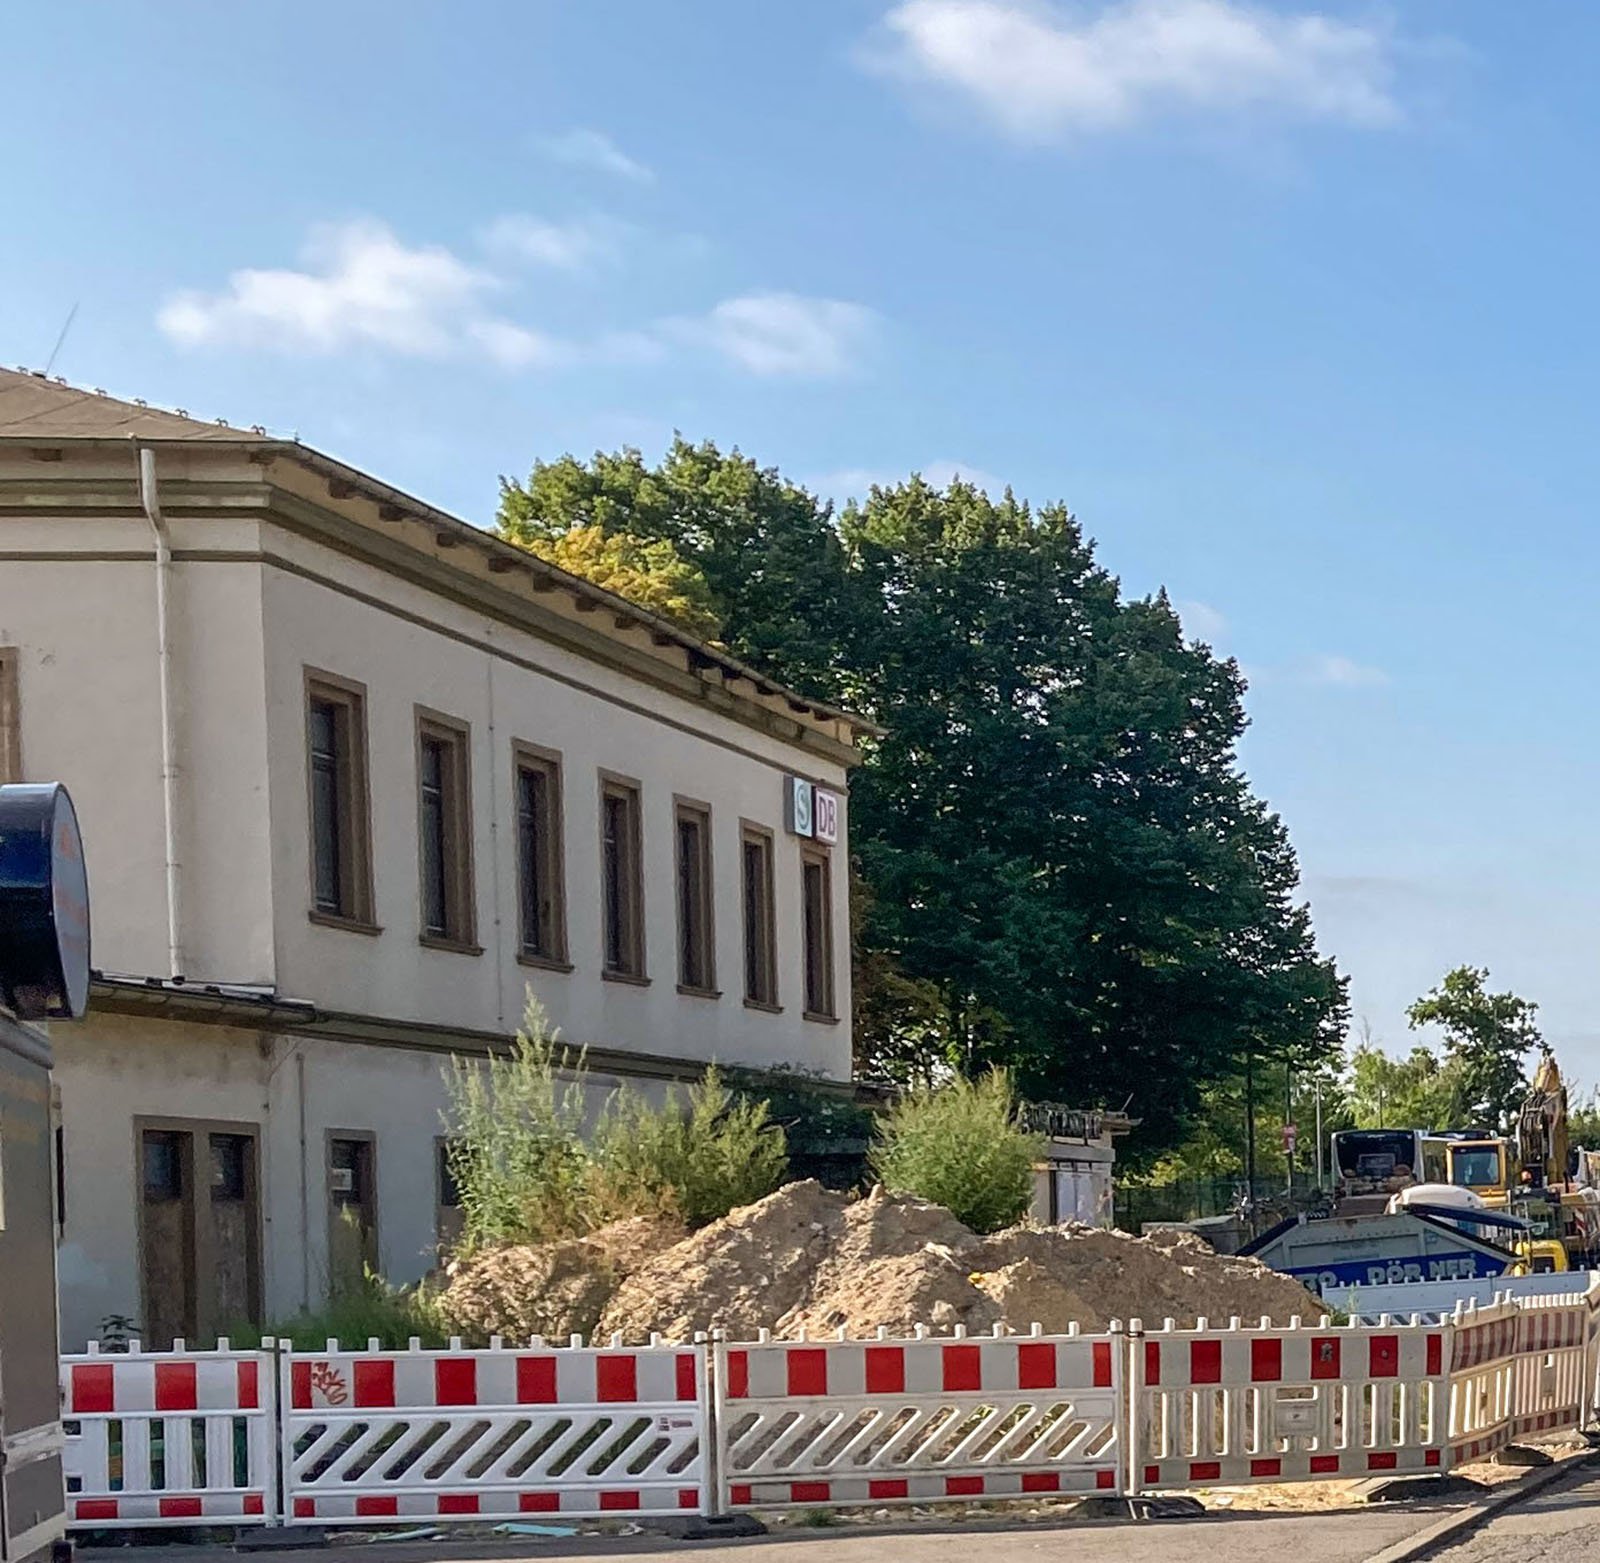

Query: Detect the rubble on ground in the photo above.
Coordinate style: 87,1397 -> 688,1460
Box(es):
437,1181 -> 1325,1345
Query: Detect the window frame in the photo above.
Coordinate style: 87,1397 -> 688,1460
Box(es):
800,844 -> 838,1023
740,820 -> 779,1011
674,796 -> 717,997
414,706 -> 479,953
513,741 -> 570,970
303,669 -> 376,931
325,1128 -> 379,1296
0,646 -> 20,785
598,770 -> 647,982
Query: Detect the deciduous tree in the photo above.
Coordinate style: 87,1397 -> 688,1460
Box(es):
1406,966 -> 1539,1129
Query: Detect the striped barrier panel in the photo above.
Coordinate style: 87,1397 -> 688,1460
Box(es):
1446,1301 -> 1520,1466
712,1325 -> 1123,1510
1508,1297 -> 1591,1440
61,1341 -> 277,1527
1129,1315 -> 1450,1492
280,1337 -> 707,1521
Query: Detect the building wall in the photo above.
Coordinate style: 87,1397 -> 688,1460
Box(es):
0,481 -> 852,1079
54,1011 -> 654,1349
0,510 -> 277,986
260,522 -> 851,1077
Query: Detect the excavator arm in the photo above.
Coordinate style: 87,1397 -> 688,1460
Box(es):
1518,1050 -> 1569,1184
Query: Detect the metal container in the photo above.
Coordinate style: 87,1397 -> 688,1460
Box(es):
0,1015 -> 66,1562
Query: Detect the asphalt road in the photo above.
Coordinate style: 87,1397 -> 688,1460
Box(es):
1430,1463 -> 1600,1561
80,1505 -> 1466,1563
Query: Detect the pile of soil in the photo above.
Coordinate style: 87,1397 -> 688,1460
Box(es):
603,1184 -> 1322,1342
435,1181 -> 1320,1345
437,1215 -> 683,1342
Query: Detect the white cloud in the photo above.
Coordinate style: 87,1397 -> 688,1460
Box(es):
479,213 -> 632,271
867,0 -> 1400,140
160,224 -> 877,381
1306,653 -> 1389,688
672,293 -> 879,378
158,220 -> 497,356
1174,597 -> 1228,645
465,319 -> 568,370
537,128 -> 654,183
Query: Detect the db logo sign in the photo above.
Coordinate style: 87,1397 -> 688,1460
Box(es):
1282,1123 -> 1298,1156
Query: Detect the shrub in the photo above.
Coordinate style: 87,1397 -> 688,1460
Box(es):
594,1066 -> 788,1228
444,995 -> 594,1251
869,1069 -> 1041,1233
223,1272 -> 450,1351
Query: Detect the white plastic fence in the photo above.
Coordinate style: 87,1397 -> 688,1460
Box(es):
280,1338 -> 706,1522
61,1340 -> 277,1527
712,1325 -> 1122,1510
58,1280 -> 1600,1533
1129,1314 -> 1451,1491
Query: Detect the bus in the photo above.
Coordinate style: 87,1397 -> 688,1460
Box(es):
1331,1128 -> 1447,1206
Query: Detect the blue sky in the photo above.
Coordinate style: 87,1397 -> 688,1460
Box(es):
5,1 -> 1599,1078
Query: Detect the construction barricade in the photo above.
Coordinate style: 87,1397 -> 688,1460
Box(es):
61,1340 -> 277,1527
279,1336 -> 707,1522
712,1324 -> 1123,1510
1508,1293 -> 1591,1441
1129,1314 -> 1450,1492
1445,1300 -> 1520,1466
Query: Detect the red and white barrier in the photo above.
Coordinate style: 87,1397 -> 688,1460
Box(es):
713,1325 -> 1123,1510
1130,1315 -> 1450,1492
62,1341 -> 277,1526
57,1280 -> 1600,1534
1509,1294 -> 1592,1441
1446,1300 -> 1520,1465
280,1337 -> 707,1522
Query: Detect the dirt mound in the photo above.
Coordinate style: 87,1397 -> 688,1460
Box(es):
453,1182 -> 1324,1345
599,1180 -> 851,1342
602,1183 -> 1324,1342
438,1215 -> 682,1343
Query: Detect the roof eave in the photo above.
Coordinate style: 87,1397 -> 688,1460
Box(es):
0,430 -> 884,743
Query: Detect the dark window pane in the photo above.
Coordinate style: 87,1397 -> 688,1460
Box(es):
602,792 -> 627,971
803,858 -> 831,1015
420,736 -> 448,935
743,837 -> 773,1004
678,816 -> 700,986
518,766 -> 550,954
309,699 -> 343,913
437,1142 -> 461,1209
143,1131 -> 184,1201
330,1138 -> 369,1206
210,1134 -> 249,1202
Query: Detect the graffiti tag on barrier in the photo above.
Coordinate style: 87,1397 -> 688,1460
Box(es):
309,1362 -> 349,1406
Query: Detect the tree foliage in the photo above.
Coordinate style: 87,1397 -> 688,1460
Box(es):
503,518 -> 722,641
497,445 -> 1349,1152
593,1067 -> 788,1228
1406,966 -> 1539,1129
1345,1043 -> 1466,1131
870,1070 -> 1041,1233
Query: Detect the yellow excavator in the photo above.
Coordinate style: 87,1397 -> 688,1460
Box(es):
1434,1054 -> 1598,1272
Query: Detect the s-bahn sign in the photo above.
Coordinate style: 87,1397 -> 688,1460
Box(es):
0,783 -> 91,1020
784,777 -> 840,845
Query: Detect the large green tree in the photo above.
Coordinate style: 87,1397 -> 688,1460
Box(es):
1406,966 -> 1539,1129
498,447 -> 1348,1149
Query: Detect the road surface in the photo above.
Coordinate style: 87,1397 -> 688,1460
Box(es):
1431,1461 -> 1600,1561
80,1504 -> 1466,1563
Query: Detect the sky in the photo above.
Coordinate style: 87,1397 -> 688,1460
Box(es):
4,1 -> 1599,1078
